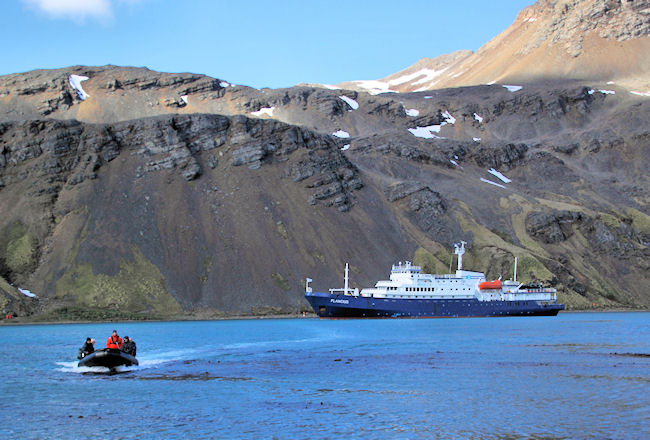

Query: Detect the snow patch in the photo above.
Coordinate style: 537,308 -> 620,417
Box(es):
389,67 -> 448,87
408,110 -> 455,138
352,80 -> 395,95
405,108 -> 420,117
322,84 -> 341,90
480,178 -> 505,189
408,126 -> 442,139
180,95 -> 188,104
473,137 -> 481,142
341,144 -> 350,151
588,89 -> 595,94
630,90 -> 650,97
488,168 -> 512,183
523,17 -> 537,22
333,130 -> 350,138
219,81 -> 232,88
503,85 -> 523,92
423,96 -> 433,99
599,89 -> 615,95
69,74 -> 89,100
450,159 -> 458,166
451,70 -> 466,78
441,110 -> 456,125
18,287 -> 37,298
473,113 -> 483,123
606,81 -> 615,85
251,107 -> 275,117
339,95 -> 359,110
486,81 -> 497,85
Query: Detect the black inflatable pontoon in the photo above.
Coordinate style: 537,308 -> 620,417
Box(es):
78,348 -> 138,369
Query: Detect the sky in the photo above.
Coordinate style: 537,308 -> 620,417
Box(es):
2,0 -> 534,89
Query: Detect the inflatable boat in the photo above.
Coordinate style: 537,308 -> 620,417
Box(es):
78,348 -> 138,369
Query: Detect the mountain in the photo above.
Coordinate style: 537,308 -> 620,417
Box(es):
1,1 -> 648,320
340,0 -> 650,94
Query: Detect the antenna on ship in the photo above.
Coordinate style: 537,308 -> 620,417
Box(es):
454,241 -> 466,271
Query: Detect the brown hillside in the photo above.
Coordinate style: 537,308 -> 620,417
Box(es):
340,0 -> 649,94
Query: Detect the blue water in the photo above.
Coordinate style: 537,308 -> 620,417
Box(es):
0,312 -> 648,439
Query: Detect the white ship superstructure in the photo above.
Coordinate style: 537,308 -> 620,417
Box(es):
329,242 -> 558,302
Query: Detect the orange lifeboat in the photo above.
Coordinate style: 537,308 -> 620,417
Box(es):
479,280 -> 502,290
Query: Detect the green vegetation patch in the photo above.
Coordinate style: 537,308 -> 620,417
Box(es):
0,275 -> 16,296
202,256 -> 213,273
599,213 -> 620,230
55,244 -> 182,316
625,208 -> 650,235
413,247 -> 447,274
271,272 -> 291,291
1,221 -> 38,275
34,306 -> 163,322
516,255 -> 554,283
199,255 -> 213,284
557,289 -> 593,310
276,222 -> 288,239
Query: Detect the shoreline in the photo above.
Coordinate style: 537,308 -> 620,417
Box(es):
2,308 -> 648,326
0,312 -> 316,326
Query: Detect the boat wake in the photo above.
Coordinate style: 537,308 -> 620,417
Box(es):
55,361 -> 136,374
55,349 -> 193,374
56,336 -> 327,374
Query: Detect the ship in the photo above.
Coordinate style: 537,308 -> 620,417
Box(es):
305,242 -> 564,318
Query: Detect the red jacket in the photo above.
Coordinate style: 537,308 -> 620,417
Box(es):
106,335 -> 123,349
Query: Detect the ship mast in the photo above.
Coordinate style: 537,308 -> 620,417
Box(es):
454,241 -> 466,271
344,263 -> 350,294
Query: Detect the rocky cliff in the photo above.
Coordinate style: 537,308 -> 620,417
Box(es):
0,1 -> 648,319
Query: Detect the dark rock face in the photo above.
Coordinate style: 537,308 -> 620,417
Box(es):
408,189 -> 449,238
580,217 -> 650,259
473,143 -> 529,169
526,211 -> 583,243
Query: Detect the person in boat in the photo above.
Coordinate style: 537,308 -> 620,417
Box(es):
77,337 -> 95,359
106,330 -> 123,350
122,336 -> 136,357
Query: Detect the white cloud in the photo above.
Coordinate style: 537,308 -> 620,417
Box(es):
23,0 -> 141,21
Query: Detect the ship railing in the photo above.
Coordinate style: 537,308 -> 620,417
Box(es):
329,288 -> 360,296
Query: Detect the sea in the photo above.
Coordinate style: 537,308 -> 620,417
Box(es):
0,312 -> 648,440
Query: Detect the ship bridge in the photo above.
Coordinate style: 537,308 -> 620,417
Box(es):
391,261 -> 421,274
